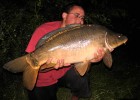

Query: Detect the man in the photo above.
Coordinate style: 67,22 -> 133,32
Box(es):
26,3 -> 104,100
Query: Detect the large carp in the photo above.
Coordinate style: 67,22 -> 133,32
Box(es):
3,24 -> 128,90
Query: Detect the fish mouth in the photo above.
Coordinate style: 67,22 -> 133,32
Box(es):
116,36 -> 128,47
123,38 -> 128,44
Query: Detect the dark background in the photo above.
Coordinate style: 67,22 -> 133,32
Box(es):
0,0 -> 140,100
0,0 -> 139,64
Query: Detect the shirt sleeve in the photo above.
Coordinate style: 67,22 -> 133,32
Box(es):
25,21 -> 61,53
25,27 -> 51,53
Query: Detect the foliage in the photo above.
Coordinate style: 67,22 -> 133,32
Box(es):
0,0 -> 132,64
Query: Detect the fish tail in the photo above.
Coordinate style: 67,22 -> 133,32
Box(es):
3,54 -> 40,90
3,55 -> 28,73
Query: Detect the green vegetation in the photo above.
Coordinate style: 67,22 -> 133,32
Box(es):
1,0 -> 139,100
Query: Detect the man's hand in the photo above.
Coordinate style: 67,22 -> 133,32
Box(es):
46,58 -> 70,69
39,59 -> 71,72
90,48 -> 105,62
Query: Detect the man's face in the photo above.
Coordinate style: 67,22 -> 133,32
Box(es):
63,6 -> 85,26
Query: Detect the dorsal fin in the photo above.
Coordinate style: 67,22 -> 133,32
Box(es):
36,24 -> 82,48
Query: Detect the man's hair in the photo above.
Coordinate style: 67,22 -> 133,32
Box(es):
62,2 -> 84,13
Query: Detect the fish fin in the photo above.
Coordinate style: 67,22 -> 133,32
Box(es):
103,50 -> 112,68
23,65 -> 40,90
23,56 -> 41,90
74,61 -> 91,76
3,55 -> 28,73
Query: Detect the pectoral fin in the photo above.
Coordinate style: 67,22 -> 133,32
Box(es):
74,61 -> 91,76
103,50 -> 112,68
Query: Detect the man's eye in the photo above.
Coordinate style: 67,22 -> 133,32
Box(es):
74,13 -> 80,17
